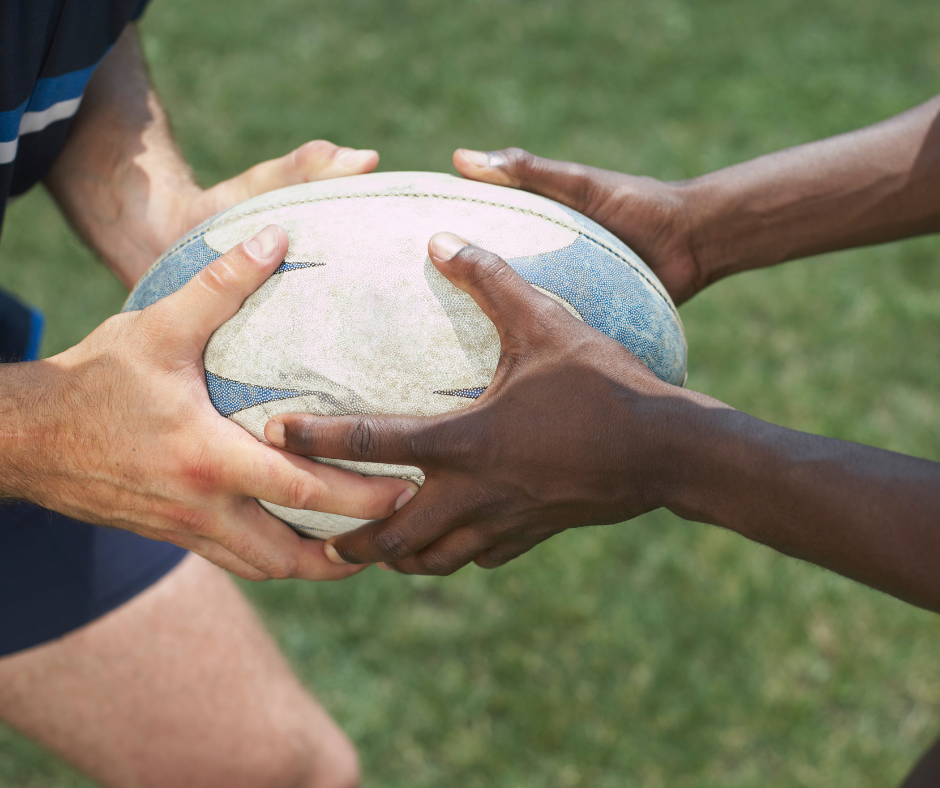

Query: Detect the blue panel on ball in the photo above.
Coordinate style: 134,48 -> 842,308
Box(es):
124,228 -> 221,312
507,236 -> 687,386
553,202 -> 663,284
435,387 -> 486,399
273,262 -> 324,274
124,226 -> 325,314
205,371 -> 308,417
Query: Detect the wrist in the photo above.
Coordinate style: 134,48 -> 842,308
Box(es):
611,380 -> 738,518
677,173 -> 787,290
660,393 -> 796,538
0,359 -> 67,503
648,386 -> 756,525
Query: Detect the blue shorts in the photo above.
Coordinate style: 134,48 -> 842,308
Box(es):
0,290 -> 188,657
0,504 -> 188,657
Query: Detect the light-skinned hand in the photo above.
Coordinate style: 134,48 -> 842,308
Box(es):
173,140 -> 379,252
3,225 -> 415,581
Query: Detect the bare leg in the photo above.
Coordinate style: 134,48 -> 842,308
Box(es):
900,735 -> 940,788
0,554 -> 359,788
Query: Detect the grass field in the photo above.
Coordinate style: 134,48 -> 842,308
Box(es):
2,0 -> 940,785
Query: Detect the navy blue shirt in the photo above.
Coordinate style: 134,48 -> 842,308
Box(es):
0,0 -> 150,232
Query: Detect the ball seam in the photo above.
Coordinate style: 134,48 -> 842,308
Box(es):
205,191 -> 682,324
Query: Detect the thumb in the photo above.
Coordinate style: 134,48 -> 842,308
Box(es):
195,141 -> 379,220
151,224 -> 287,350
428,233 -> 569,349
453,147 -> 606,216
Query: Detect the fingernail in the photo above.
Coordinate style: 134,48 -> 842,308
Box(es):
337,148 -> 376,167
244,225 -> 281,261
265,419 -> 286,447
395,485 -> 417,512
429,232 -> 468,261
324,543 -> 347,564
487,150 -> 507,168
377,562 -> 392,571
459,148 -> 491,167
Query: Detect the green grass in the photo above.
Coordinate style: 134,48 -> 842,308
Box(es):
2,0 -> 940,785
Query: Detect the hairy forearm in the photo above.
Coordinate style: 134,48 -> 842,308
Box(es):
44,26 -> 200,289
668,394 -> 940,611
0,361 -> 62,503
682,94 -> 940,283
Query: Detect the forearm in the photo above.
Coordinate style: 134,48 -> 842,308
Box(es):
682,94 -> 940,284
668,393 -> 940,611
0,361 -> 62,504
44,26 -> 200,289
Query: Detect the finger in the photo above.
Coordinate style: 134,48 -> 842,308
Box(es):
211,499 -> 370,581
380,523 -> 503,576
427,234 -> 572,347
201,140 -> 379,213
266,411 -> 452,468
473,537 -> 543,569
149,224 -> 288,350
454,147 -> 609,215
223,431 -> 420,519
180,534 -> 271,581
324,480 -> 472,565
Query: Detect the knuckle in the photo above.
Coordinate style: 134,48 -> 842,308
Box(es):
474,552 -> 501,570
235,537 -> 298,579
264,557 -> 298,580
182,443 -> 222,493
476,543 -> 523,569
348,416 -> 379,460
371,527 -> 413,562
302,140 -> 339,159
460,246 -> 511,287
498,146 -> 535,176
568,162 -> 598,195
303,139 -> 334,158
240,567 -> 271,582
286,472 -> 321,511
197,256 -> 239,297
417,550 -> 461,577
294,140 -> 334,174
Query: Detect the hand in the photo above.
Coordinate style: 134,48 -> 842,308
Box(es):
7,225 -> 414,581
452,147 -> 707,304
165,140 -> 379,262
264,233 -> 702,575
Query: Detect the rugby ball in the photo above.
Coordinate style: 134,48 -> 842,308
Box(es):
125,172 -> 687,538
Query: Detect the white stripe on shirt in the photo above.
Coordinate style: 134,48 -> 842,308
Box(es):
0,139 -> 17,166
19,97 -> 83,136
0,97 -> 84,166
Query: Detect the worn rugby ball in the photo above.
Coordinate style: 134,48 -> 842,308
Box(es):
125,172 -> 687,538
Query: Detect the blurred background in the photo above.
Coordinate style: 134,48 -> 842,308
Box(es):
2,0 -> 940,785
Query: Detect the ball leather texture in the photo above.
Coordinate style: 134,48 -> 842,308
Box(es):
124,171 -> 687,538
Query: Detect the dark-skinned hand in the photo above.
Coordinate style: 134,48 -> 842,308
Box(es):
265,232 -> 702,575
451,147 -> 708,305
269,103 -> 940,610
